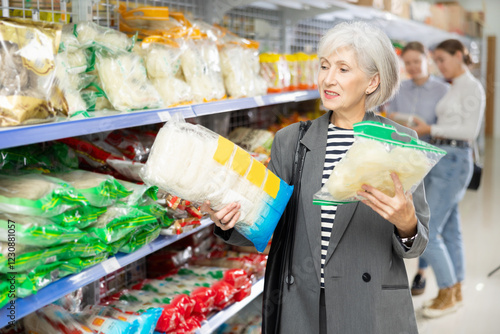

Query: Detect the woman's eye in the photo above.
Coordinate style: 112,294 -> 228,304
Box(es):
340,68 -> 348,72
320,65 -> 328,70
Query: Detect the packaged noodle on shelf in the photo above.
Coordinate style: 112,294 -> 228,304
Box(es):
179,24 -> 226,103
259,53 -> 290,93
313,121 -> 447,205
141,118 -> 293,252
284,54 -> 299,91
0,18 -> 68,126
117,4 -> 186,40
50,170 -> 133,208
74,21 -> 134,52
140,36 -> 193,107
0,173 -> 88,217
95,47 -> 163,112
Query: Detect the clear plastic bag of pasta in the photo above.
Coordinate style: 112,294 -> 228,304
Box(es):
313,121 -> 447,206
50,169 -> 133,207
140,36 -> 193,107
95,47 -> 163,111
140,116 -> 293,252
0,173 -> 89,217
0,18 -> 67,126
74,21 -> 133,52
180,36 -> 226,103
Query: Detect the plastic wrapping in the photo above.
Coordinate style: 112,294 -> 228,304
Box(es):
84,204 -> 158,244
54,52 -> 87,116
82,304 -> 163,334
141,120 -> 293,252
0,173 -> 89,216
50,170 -> 132,207
118,180 -> 158,206
180,38 -> 226,103
95,48 -> 163,111
76,313 -> 134,334
284,54 -> 299,90
49,205 -> 107,229
75,21 -> 133,51
0,212 -> 85,247
24,304 -> 96,334
259,53 -> 290,93
0,141 -> 78,172
106,292 -> 193,333
117,4 -> 184,39
313,121 -> 447,205
0,18 -> 67,126
119,222 -> 161,253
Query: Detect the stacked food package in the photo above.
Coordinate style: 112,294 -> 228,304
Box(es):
259,52 -> 318,93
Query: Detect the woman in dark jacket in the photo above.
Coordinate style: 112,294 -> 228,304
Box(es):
202,21 -> 429,334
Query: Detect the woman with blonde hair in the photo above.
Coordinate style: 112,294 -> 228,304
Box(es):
203,21 -> 429,333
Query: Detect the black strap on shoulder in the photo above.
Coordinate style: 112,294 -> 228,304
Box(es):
285,120 -> 312,289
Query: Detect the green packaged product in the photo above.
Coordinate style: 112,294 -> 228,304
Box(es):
62,236 -> 112,259
0,173 -> 89,216
0,142 -> 78,173
0,273 -> 35,301
59,253 -> 109,275
119,223 -> 161,253
49,205 -> 107,229
84,204 -> 158,244
137,203 -> 174,228
0,243 -> 66,273
0,213 -> 86,247
118,180 -> 158,206
51,170 -> 132,207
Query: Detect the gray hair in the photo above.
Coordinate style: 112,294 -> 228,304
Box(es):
318,21 -> 400,111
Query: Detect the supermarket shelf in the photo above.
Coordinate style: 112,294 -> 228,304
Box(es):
0,219 -> 215,329
196,278 -> 265,334
0,90 -> 320,150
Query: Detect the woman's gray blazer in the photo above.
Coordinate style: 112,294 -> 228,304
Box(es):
215,110 -> 430,334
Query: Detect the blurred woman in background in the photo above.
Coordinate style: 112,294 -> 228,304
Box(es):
410,39 -> 485,318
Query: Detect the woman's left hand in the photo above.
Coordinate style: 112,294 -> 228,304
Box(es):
356,172 -> 417,237
410,117 -> 431,137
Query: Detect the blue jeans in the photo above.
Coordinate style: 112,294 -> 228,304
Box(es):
420,146 -> 473,288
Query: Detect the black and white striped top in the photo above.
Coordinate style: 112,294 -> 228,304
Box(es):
320,123 -> 355,288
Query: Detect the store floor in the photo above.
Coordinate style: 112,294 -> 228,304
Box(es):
405,137 -> 500,334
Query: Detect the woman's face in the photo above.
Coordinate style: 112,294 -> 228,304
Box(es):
402,50 -> 428,80
318,47 -> 375,115
433,48 -> 463,80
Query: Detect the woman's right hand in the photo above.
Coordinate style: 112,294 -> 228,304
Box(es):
200,201 -> 241,231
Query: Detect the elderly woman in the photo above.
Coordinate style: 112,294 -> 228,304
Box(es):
202,21 -> 429,334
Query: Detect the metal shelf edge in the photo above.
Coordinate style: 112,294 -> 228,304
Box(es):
196,278 -> 265,334
0,219 -> 214,328
0,90 -> 320,150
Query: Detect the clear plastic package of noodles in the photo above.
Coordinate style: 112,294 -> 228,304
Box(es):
313,121 -> 447,206
0,18 -> 67,126
141,116 -> 293,252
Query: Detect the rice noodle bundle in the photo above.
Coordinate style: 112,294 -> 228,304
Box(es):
141,120 -> 293,252
96,50 -> 163,111
180,39 -> 226,103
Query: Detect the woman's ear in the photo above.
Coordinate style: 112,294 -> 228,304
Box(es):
366,73 -> 380,95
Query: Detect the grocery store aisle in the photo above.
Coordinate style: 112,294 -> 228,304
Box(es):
405,137 -> 500,334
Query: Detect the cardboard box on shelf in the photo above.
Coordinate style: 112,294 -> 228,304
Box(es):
440,2 -> 466,34
426,4 -> 450,31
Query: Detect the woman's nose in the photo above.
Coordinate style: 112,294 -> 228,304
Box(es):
324,70 -> 337,86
